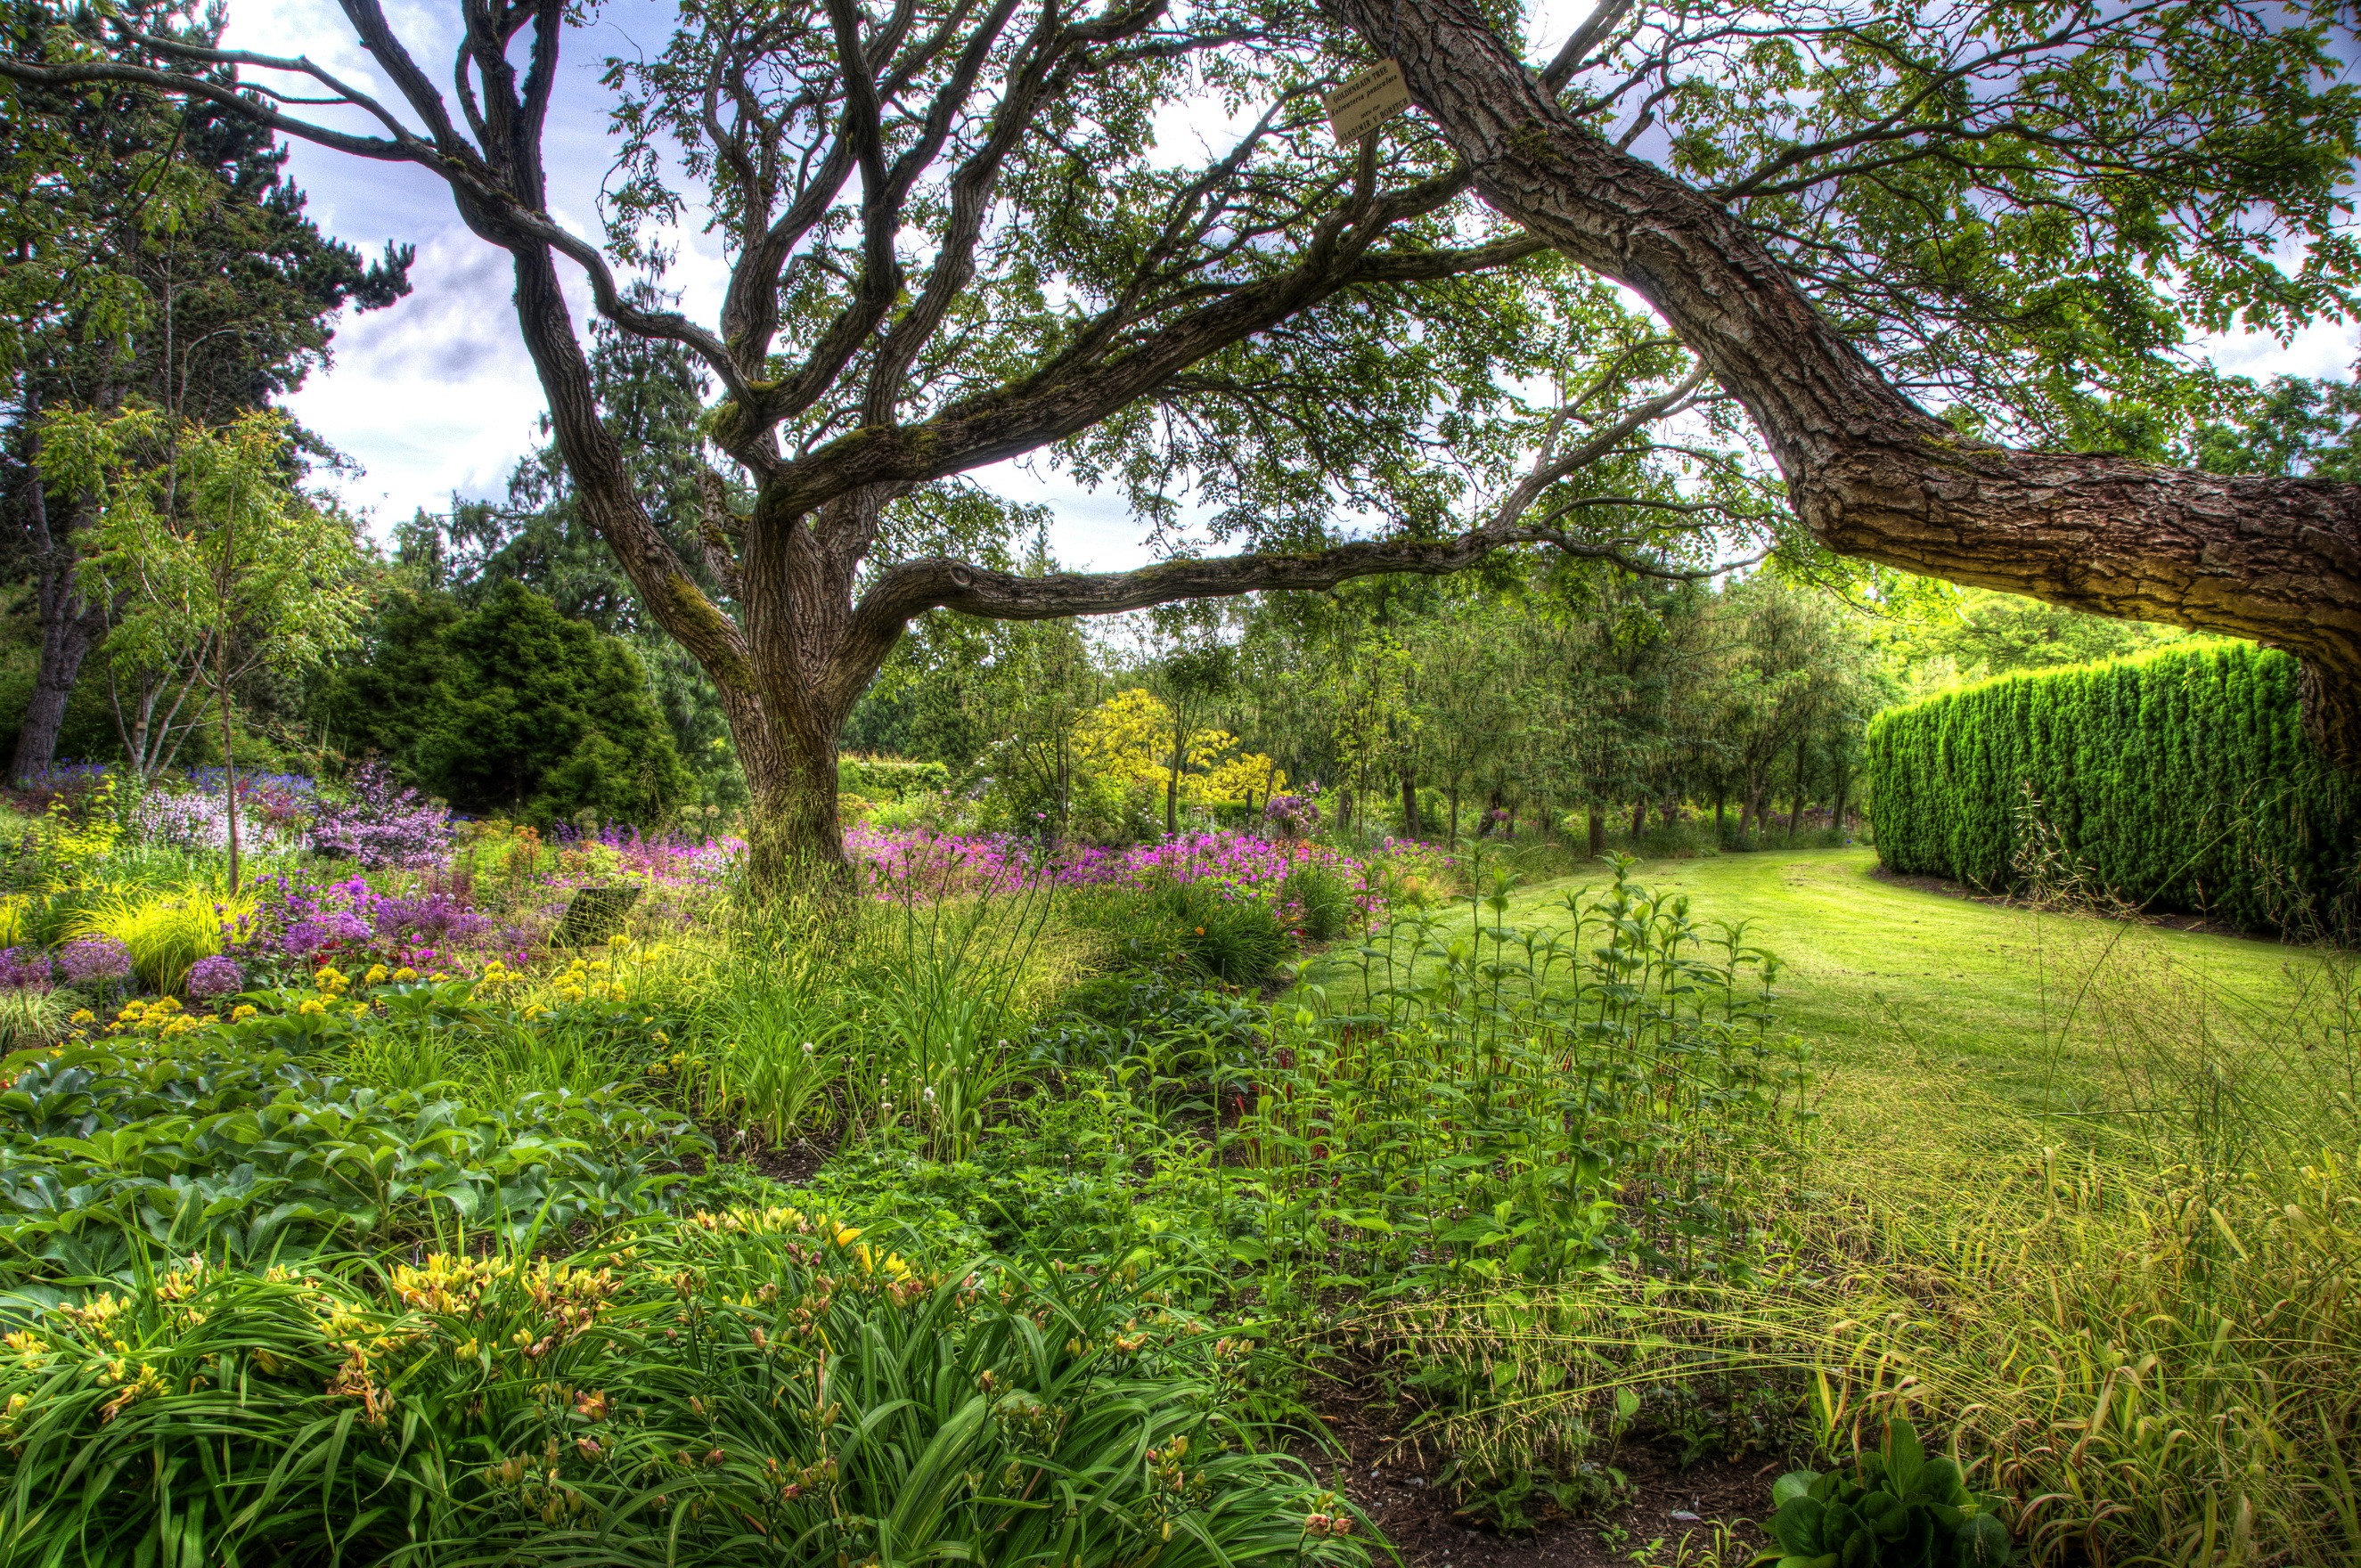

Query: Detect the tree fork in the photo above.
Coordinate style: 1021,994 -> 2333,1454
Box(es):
1330,0 -> 2361,760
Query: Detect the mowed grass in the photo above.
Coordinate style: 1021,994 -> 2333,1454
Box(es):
1337,845 -> 2316,1108
1316,845 -> 2361,1564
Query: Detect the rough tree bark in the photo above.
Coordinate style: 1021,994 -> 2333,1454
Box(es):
10,429 -> 115,783
1325,0 -> 2361,761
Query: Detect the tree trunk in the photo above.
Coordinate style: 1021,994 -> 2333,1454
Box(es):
1449,782 -> 1461,843
1713,790 -> 1726,839
11,453 -> 114,784
1587,802 -> 1605,857
13,600 -> 105,783
1400,769 -> 1420,839
1788,735 -> 1809,844
1630,798 -> 1646,843
1832,764 -> 1851,842
1328,0 -> 2361,761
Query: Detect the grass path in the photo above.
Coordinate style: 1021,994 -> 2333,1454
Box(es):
1328,847 -> 2317,1109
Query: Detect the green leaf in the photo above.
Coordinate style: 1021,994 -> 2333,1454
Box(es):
1957,1511 -> 2013,1566
1771,1470 -> 1820,1508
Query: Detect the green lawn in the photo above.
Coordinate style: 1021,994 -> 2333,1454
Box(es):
1330,846 -> 2320,1111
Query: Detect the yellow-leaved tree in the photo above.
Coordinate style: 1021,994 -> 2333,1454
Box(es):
1072,689 -> 1283,831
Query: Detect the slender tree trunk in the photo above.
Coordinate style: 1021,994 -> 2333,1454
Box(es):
1449,782 -> 1461,843
1787,735 -> 1808,844
1713,790 -> 1726,839
1630,798 -> 1646,843
1328,0 -> 2361,761
1587,801 -> 1605,857
1400,769 -> 1420,839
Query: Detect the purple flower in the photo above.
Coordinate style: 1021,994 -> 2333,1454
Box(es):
311,762 -> 450,870
185,955 -> 245,998
0,947 -> 52,992
56,937 -> 133,984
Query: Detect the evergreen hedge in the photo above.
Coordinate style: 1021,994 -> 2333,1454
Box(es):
1867,641 -> 2361,935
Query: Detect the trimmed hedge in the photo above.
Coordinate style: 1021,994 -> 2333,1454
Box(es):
1867,642 -> 2361,935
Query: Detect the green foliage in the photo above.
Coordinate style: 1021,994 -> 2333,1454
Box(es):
837,755 -> 949,801
1278,862 -> 1352,943
1756,1420 -> 2013,1568
1866,642 -> 2361,934
1074,882 -> 1291,987
0,984 -> 703,1272
1889,587 -> 2186,694
321,580 -> 692,829
0,1221 -> 1364,1567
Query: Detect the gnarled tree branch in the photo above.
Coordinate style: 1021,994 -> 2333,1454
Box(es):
1324,0 -> 2361,761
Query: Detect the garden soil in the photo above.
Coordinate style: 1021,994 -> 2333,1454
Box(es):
1303,1381 -> 1774,1566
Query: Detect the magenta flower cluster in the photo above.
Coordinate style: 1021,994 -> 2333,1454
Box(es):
57,938 -> 133,984
310,761 -> 451,870
841,824 -> 1380,916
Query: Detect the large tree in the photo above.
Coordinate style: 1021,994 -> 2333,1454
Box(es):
0,0 -> 1771,885
9,0 -> 2357,883
1318,0 -> 2361,756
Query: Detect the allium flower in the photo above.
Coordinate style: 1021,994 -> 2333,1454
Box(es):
185,956 -> 245,998
56,937 -> 133,984
0,947 -> 52,992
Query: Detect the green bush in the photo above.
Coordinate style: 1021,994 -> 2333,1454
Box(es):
1277,862 -> 1352,941
1070,884 -> 1290,986
0,1218 -> 1366,1566
317,582 -> 692,829
1866,642 -> 2361,934
837,754 -> 950,801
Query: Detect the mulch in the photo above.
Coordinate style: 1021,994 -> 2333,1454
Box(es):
1299,1377 -> 1777,1567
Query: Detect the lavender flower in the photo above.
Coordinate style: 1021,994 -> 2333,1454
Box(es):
185,955 -> 245,997
56,937 -> 133,984
311,762 -> 450,869
0,947 -> 51,992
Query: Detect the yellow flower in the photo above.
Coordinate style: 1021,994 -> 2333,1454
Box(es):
230,1004 -> 257,1022
522,1004 -> 549,1021
349,1003 -> 370,1018
606,984 -> 627,1003
392,967 -> 418,982
364,964 -> 389,984
298,1000 -> 326,1017
67,1009 -> 93,1026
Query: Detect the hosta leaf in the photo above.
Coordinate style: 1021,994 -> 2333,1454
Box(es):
1771,1470 -> 1820,1507
1957,1510 -> 2012,1565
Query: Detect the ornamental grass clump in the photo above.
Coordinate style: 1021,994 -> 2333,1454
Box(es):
0,1219 -> 1365,1566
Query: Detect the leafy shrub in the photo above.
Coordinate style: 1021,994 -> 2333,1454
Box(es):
1760,1419 -> 2013,1567
319,582 -> 695,829
1080,881 -> 1290,986
837,753 -> 950,800
1278,861 -> 1352,940
0,1033 -> 699,1270
0,1216 -> 1366,1566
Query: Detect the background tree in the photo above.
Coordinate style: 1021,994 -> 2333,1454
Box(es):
41,407 -> 367,889
0,0 -> 1786,888
0,0 -> 408,780
1327,0 -> 2361,756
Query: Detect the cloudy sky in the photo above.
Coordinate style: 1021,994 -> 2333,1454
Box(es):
225,0 -> 2360,572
